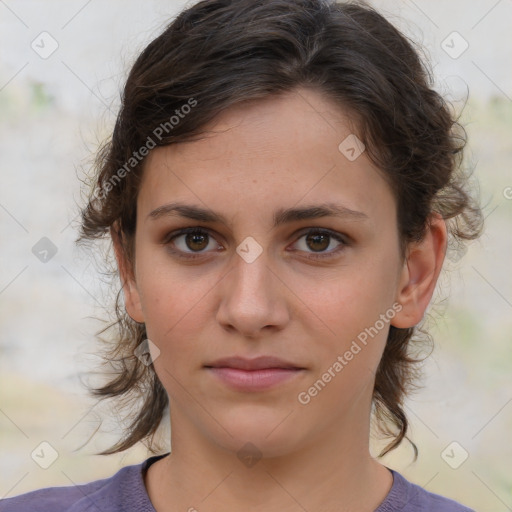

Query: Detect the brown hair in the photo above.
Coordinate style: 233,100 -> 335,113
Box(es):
77,0 -> 484,458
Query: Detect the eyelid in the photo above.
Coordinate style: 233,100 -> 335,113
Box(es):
290,227 -> 349,260
293,226 -> 351,244
162,226 -> 350,259
161,227 -> 224,258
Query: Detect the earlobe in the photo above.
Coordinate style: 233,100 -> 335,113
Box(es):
391,213 -> 447,329
110,225 -> 145,324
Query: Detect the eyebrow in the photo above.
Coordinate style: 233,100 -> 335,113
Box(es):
147,201 -> 369,228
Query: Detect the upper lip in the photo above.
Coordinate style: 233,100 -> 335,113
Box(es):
204,356 -> 305,371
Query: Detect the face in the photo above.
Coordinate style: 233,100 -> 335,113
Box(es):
116,87 -> 438,458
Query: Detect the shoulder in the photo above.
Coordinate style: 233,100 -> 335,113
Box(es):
0,478 -> 103,512
377,468 -> 475,512
0,474 -> 112,512
0,455 -> 165,512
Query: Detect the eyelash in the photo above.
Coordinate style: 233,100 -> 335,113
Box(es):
162,226 -> 349,261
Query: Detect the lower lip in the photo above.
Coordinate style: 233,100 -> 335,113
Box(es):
206,367 -> 304,392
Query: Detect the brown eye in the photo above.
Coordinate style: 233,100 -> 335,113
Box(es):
184,231 -> 209,251
293,229 -> 348,260
165,227 -> 220,259
305,232 -> 330,252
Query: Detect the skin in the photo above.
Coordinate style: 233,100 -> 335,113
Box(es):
112,86 -> 447,511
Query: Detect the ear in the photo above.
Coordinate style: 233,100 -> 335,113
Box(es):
391,212 -> 447,328
111,224 -> 145,324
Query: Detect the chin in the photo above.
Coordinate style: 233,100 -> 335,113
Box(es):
208,404 -> 307,459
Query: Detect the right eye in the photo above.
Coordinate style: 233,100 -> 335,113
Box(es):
163,227 -> 223,259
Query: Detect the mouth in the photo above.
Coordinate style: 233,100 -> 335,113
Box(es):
204,356 -> 306,392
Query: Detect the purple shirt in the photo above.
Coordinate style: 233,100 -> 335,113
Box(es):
0,453 -> 475,511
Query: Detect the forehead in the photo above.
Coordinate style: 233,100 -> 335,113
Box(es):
138,88 -> 396,228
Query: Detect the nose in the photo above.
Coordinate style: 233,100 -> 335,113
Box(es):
215,248 -> 290,338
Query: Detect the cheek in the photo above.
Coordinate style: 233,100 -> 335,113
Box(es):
295,257 -> 397,399
136,257 -> 217,368
137,245 -> 199,322
306,264 -> 395,341
296,275 -> 391,414
141,281 -> 198,337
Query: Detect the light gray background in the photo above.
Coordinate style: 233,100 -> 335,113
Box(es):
1,1 -> 511,510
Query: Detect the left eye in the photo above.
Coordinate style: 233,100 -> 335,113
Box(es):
163,227 -> 348,260
293,229 -> 347,259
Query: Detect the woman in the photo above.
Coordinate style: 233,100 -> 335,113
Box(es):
1,0 -> 482,510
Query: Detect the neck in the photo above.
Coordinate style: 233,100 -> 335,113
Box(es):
144,406 -> 393,511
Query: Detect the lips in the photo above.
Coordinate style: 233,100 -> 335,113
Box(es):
204,356 -> 306,392
204,355 -> 304,371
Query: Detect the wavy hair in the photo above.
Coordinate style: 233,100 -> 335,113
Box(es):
76,0 -> 484,457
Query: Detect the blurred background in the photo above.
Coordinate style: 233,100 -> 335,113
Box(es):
0,1 -> 511,510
